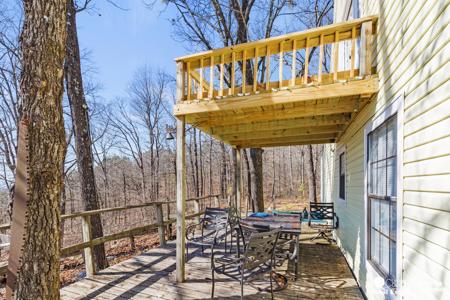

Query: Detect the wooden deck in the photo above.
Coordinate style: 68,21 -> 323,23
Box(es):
61,227 -> 363,299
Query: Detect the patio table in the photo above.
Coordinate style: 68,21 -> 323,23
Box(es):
239,213 -> 302,278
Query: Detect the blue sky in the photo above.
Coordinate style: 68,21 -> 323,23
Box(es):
77,1 -> 183,101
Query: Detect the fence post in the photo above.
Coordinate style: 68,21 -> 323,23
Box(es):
156,203 -> 166,247
214,196 -> 220,208
193,198 -> 201,223
81,215 -> 95,278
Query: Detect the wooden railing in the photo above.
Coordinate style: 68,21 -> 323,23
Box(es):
175,15 -> 377,102
0,194 -> 221,279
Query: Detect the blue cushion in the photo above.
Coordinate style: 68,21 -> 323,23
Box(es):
250,212 -> 270,218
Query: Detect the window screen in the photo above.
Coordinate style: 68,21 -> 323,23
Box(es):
367,114 -> 397,287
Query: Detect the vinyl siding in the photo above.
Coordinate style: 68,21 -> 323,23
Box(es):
322,1 -> 450,299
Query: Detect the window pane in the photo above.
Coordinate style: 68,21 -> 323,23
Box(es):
387,117 -> 397,157
390,240 -> 397,280
390,201 -> 397,241
380,235 -> 390,273
371,228 -> 380,264
369,163 -> 376,194
377,160 -> 386,196
370,131 -> 378,162
386,157 -> 397,197
377,125 -> 386,160
380,200 -> 390,235
371,199 -> 380,230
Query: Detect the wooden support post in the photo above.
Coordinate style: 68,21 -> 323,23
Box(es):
242,50 -> 247,93
360,20 -> 373,76
265,46 -> 271,90
219,54 -> 224,96
198,58 -> 203,99
209,56 -> 214,99
214,196 -> 220,208
279,41 -> 284,88
318,34 -> 324,83
333,31 -> 339,82
156,203 -> 166,247
81,215 -> 95,278
176,62 -> 187,283
231,52 -> 236,95
304,37 -> 310,84
291,40 -> 297,87
350,26 -> 356,79
253,47 -> 258,93
193,198 -> 201,223
235,148 -> 242,215
187,62 -> 192,100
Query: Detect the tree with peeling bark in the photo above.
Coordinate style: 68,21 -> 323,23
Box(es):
64,0 -> 108,271
9,0 -> 67,298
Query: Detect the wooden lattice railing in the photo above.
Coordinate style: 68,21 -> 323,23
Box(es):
0,195 -> 221,279
175,15 -> 377,102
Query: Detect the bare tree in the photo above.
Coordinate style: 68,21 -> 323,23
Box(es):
64,0 -> 108,271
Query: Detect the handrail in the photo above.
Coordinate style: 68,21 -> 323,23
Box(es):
175,15 -> 378,102
0,194 -> 221,278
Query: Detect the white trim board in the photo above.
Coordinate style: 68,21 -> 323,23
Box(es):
363,94 -> 404,299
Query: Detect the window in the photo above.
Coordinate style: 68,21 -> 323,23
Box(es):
339,151 -> 346,200
367,114 -> 397,287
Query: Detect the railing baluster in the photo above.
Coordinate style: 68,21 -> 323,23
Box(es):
231,52 -> 236,95
81,215 -> 95,278
265,45 -> 271,90
304,37 -> 310,84
242,50 -> 247,93
350,26 -> 356,79
187,62 -> 192,100
279,41 -> 284,88
253,47 -> 258,93
219,54 -> 224,97
198,58 -> 203,99
318,34 -> 324,83
209,56 -> 214,99
291,39 -> 297,87
333,31 -> 339,81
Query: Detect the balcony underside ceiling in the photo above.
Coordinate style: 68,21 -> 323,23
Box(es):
175,76 -> 378,148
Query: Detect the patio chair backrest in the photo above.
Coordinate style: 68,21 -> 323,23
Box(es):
243,228 -> 280,270
309,202 -> 334,221
203,207 -> 229,223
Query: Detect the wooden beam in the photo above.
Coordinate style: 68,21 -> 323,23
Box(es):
304,37 -> 310,84
237,138 -> 335,148
242,50 -> 247,93
279,41 -> 284,88
233,134 -> 337,148
209,56 -> 214,98
350,27 -> 356,79
333,31 -> 339,81
174,77 -> 378,116
318,34 -> 324,83
211,114 -> 351,135
189,70 -> 209,93
221,124 -> 345,142
291,39 -> 297,87
81,215 -> 95,277
231,52 -> 236,95
265,45 -> 271,90
253,48 -> 258,93
219,54 -> 224,96
192,98 -> 360,127
176,62 -> 186,283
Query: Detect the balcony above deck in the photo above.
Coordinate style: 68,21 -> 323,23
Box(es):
174,16 -> 379,147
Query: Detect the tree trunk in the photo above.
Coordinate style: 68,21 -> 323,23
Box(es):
11,0 -> 67,298
243,149 -> 253,212
65,0 -> 108,271
306,145 -> 317,203
249,148 -> 264,212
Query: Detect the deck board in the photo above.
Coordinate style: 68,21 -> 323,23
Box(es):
61,227 -> 363,299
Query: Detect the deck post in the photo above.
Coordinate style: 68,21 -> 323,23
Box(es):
176,61 -> 187,283
81,215 -> 95,278
156,203 -> 166,247
235,147 -> 242,214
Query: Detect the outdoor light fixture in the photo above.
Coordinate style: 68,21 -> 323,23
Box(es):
165,124 -> 176,140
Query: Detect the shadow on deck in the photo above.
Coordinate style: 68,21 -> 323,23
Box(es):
61,227 -> 363,299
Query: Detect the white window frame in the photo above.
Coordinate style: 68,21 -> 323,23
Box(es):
337,146 -> 347,202
363,95 -> 404,298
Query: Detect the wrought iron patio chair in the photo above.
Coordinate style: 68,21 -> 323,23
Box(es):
186,207 -> 229,257
308,202 -> 339,243
211,225 -> 280,300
